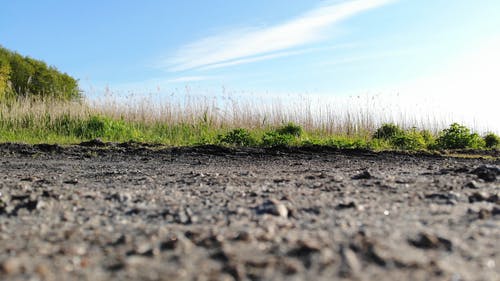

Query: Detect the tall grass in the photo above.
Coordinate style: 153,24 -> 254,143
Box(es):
0,92 -> 492,147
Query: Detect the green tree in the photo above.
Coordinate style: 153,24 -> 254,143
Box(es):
0,55 -> 12,100
0,45 -> 80,100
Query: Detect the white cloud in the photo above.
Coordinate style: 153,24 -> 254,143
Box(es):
165,0 -> 394,71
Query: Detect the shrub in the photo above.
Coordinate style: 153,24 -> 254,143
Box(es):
276,122 -> 303,137
218,128 -> 256,146
262,131 -> 294,147
483,133 -> 500,148
436,123 -> 485,149
373,123 -> 403,140
419,129 -> 435,145
390,130 -> 426,150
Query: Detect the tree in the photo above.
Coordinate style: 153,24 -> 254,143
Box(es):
0,45 -> 81,101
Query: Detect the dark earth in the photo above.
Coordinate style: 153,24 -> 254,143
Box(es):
0,142 -> 498,281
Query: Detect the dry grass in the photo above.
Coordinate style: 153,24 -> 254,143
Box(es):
0,92 -> 453,138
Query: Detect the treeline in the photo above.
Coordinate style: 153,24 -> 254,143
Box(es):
0,46 -> 80,101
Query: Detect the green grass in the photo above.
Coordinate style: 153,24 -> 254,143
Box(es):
0,97 -> 498,151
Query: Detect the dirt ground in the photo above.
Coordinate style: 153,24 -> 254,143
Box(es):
0,142 -> 498,281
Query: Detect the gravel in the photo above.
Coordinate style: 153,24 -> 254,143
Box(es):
0,143 -> 498,281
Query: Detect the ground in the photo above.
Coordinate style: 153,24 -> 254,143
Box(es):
0,143 -> 498,281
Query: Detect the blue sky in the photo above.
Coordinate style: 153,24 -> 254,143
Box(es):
1,0 -> 500,131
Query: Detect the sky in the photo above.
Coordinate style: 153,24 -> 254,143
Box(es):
1,0 -> 499,132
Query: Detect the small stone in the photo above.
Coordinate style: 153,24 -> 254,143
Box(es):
336,201 -> 357,210
282,258 -> 303,275
469,192 -> 498,203
1,257 -> 23,275
107,192 -> 132,203
64,179 -> 79,185
408,232 -> 452,251
465,181 -> 481,189
235,230 -> 252,242
35,264 -> 51,279
160,235 -> 179,250
472,165 -> 499,182
256,199 -> 288,218
332,175 -> 344,182
352,170 -> 372,180
339,246 -> 361,277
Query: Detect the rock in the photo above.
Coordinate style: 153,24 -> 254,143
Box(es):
339,246 -> 361,277
469,192 -> 499,204
1,257 -> 23,275
106,192 -> 132,203
64,178 -> 79,185
336,201 -> 357,210
472,165 -> 499,182
425,192 -> 459,205
352,170 -> 373,180
256,199 -> 288,218
408,232 -> 453,251
288,239 -> 321,257
465,180 -> 481,189
282,258 -> 303,275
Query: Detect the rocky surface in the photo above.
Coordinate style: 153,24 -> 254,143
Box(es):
0,143 -> 498,281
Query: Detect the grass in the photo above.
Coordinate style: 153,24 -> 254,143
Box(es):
0,94 -> 498,151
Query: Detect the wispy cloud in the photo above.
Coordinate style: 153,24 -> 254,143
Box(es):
165,0 -> 394,72
166,75 -> 215,83
318,48 -> 416,66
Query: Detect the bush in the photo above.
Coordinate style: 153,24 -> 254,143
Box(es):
373,123 -> 403,140
436,123 -> 485,149
262,131 -> 294,146
390,130 -> 426,150
483,133 -> 500,148
373,124 -> 428,150
276,122 -> 303,137
218,128 -> 256,146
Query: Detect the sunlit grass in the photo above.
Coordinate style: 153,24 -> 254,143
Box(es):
0,93 -> 497,150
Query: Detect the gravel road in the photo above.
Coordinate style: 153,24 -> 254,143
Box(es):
0,143 -> 498,281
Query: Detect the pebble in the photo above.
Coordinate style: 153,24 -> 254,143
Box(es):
1,257 -> 23,275
409,232 -> 453,251
339,246 -> 361,277
257,199 -> 289,218
352,170 -> 373,180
